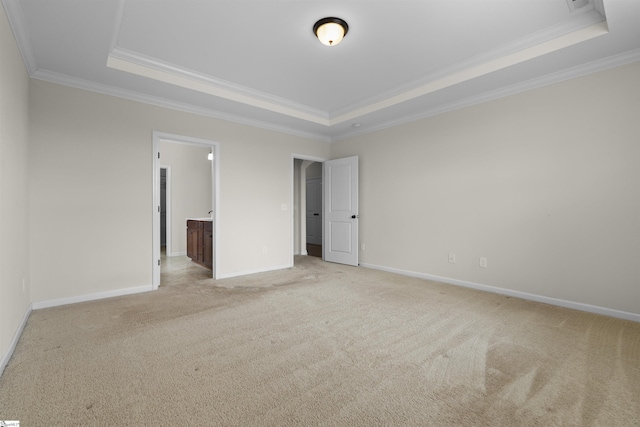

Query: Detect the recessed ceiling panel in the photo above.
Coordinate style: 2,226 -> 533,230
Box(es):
113,0 -> 585,112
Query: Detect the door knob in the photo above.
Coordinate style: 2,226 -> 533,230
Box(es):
351,215 -> 359,219
314,213 -> 319,216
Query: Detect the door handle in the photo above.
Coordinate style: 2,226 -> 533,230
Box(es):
351,215 -> 359,219
314,213 -> 319,216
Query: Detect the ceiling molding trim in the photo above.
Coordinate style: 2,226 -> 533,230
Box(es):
107,47 -> 331,126
331,9 -> 605,120
31,69 -> 332,143
103,9 -> 606,130
108,0 -> 126,52
1,0 -> 37,75
329,20 -> 609,126
592,0 -> 605,16
332,48 -> 640,143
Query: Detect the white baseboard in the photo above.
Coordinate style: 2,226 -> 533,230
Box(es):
1,303 -> 32,377
301,250 -> 308,256
32,285 -> 153,310
167,251 -> 186,257
360,262 -> 640,323
218,263 -> 293,280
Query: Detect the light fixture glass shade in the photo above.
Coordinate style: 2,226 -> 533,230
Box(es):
314,18 -> 348,46
207,151 -> 213,160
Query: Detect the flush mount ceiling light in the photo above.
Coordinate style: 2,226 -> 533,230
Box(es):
313,17 -> 349,46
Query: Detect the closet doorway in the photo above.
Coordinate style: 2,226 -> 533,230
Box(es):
292,155 -> 327,263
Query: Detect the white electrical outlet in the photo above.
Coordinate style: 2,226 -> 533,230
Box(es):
263,246 -> 268,254
448,253 -> 456,264
480,257 -> 488,268
361,243 -> 365,251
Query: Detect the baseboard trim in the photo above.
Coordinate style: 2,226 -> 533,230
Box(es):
360,262 -> 640,323
1,303 -> 32,377
218,263 -> 293,280
32,285 -> 154,310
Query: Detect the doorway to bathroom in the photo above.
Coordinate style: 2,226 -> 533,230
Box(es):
152,132 -> 220,289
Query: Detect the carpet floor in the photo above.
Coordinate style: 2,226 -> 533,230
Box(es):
1,256 -> 639,426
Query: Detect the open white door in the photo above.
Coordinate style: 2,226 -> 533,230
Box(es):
323,156 -> 358,266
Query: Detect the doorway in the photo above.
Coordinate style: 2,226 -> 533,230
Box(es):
306,175 -> 322,257
160,166 -> 171,255
292,155 -> 327,264
153,132 -> 220,289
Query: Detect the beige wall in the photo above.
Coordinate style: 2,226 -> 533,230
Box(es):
332,61 -> 640,316
0,3 -> 31,369
28,79 -> 330,302
159,141 -> 212,255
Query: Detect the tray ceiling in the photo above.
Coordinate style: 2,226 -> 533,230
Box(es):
4,0 -> 640,142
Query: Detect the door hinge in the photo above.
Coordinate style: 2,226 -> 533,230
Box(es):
158,259 -> 161,266
158,205 -> 160,212
158,152 -> 160,159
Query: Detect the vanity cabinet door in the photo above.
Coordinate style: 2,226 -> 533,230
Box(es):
203,221 -> 213,269
187,221 -> 198,260
197,222 -> 204,263
186,220 -> 213,269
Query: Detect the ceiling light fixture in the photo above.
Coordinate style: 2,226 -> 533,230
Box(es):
313,17 -> 349,46
207,150 -> 213,160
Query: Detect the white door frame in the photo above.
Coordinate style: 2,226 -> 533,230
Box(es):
291,153 -> 327,265
153,131 -> 220,289
160,165 -> 172,255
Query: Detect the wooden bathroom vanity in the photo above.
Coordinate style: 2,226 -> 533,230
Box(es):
186,219 -> 212,270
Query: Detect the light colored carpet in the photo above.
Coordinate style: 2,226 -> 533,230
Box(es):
1,256 -> 639,426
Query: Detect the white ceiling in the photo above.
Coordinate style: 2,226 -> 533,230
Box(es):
4,0 -> 640,142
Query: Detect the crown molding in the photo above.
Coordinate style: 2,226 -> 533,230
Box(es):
1,0 -> 37,75
107,0 -> 330,127
31,69 -> 332,143
30,47 -> 640,145
108,0 -> 126,52
107,47 -> 331,126
11,0 -> 635,145
330,20 -> 608,126
106,9 -> 606,129
330,9 -> 605,121
332,48 -> 640,143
